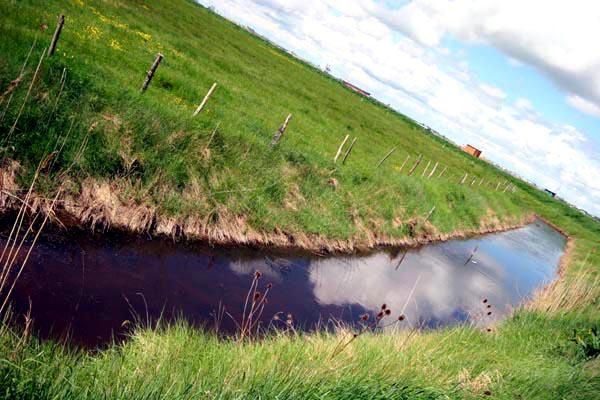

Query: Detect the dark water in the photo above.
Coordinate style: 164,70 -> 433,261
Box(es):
6,219 -> 565,348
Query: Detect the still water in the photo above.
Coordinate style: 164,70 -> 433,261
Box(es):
7,219 -> 565,347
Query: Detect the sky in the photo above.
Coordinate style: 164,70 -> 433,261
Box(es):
197,0 -> 600,217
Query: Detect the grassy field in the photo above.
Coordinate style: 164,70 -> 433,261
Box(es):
0,0 -> 599,398
0,0 -> 532,248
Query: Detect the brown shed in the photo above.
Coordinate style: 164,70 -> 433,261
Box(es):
462,144 -> 482,158
342,80 -> 371,97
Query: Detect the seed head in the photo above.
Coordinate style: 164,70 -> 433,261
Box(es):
255,271 -> 262,278
381,303 -> 387,310
266,283 -> 273,289
253,292 -> 262,301
486,304 -> 491,309
384,309 -> 391,316
360,314 -> 369,321
487,311 -> 492,316
398,315 -> 405,321
483,298 -> 488,303
377,311 -> 384,319
483,390 -> 492,396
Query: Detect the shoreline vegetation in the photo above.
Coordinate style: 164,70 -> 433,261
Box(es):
0,0 -> 599,398
0,160 -> 537,254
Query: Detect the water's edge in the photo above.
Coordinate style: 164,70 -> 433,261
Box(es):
0,164 -> 538,254
5,218 -> 567,348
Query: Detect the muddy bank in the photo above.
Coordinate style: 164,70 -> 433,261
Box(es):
0,160 -> 536,254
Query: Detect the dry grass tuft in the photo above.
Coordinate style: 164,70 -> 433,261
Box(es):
65,179 -> 156,233
457,368 -> 500,396
527,240 -> 600,313
527,270 -> 599,314
283,183 -> 305,211
0,75 -> 23,101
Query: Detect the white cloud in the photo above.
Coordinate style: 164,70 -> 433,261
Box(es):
515,98 -> 533,111
309,250 -> 502,327
384,0 -> 600,117
307,222 -> 562,326
567,95 -> 600,118
198,0 -> 600,216
479,83 -> 507,100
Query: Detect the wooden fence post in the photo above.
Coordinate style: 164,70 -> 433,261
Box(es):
342,137 -> 357,164
459,173 -> 468,185
334,134 -> 350,163
204,122 -> 220,152
427,162 -> 439,178
470,177 -> 477,186
398,155 -> 410,173
47,14 -> 65,57
271,113 -> 292,146
193,82 -> 217,116
407,154 -> 423,176
421,160 -> 431,177
438,166 -> 447,178
377,147 -> 397,168
496,181 -> 502,191
395,251 -> 408,270
140,53 -> 164,92
424,206 -> 436,223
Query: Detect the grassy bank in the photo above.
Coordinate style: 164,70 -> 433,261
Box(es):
1,311 -> 599,399
1,0 -> 600,399
0,0 -> 532,249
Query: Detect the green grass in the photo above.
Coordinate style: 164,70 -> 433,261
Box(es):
1,0 -> 600,399
1,312 -> 599,399
0,0 -> 529,242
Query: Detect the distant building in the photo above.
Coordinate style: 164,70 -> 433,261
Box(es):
544,189 -> 557,198
342,80 -> 370,97
462,144 -> 482,158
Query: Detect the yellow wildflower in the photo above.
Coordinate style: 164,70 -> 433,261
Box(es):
135,31 -> 152,42
85,25 -> 101,40
110,39 -> 123,51
170,48 -> 184,58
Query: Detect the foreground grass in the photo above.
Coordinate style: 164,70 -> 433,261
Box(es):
1,312 -> 599,400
